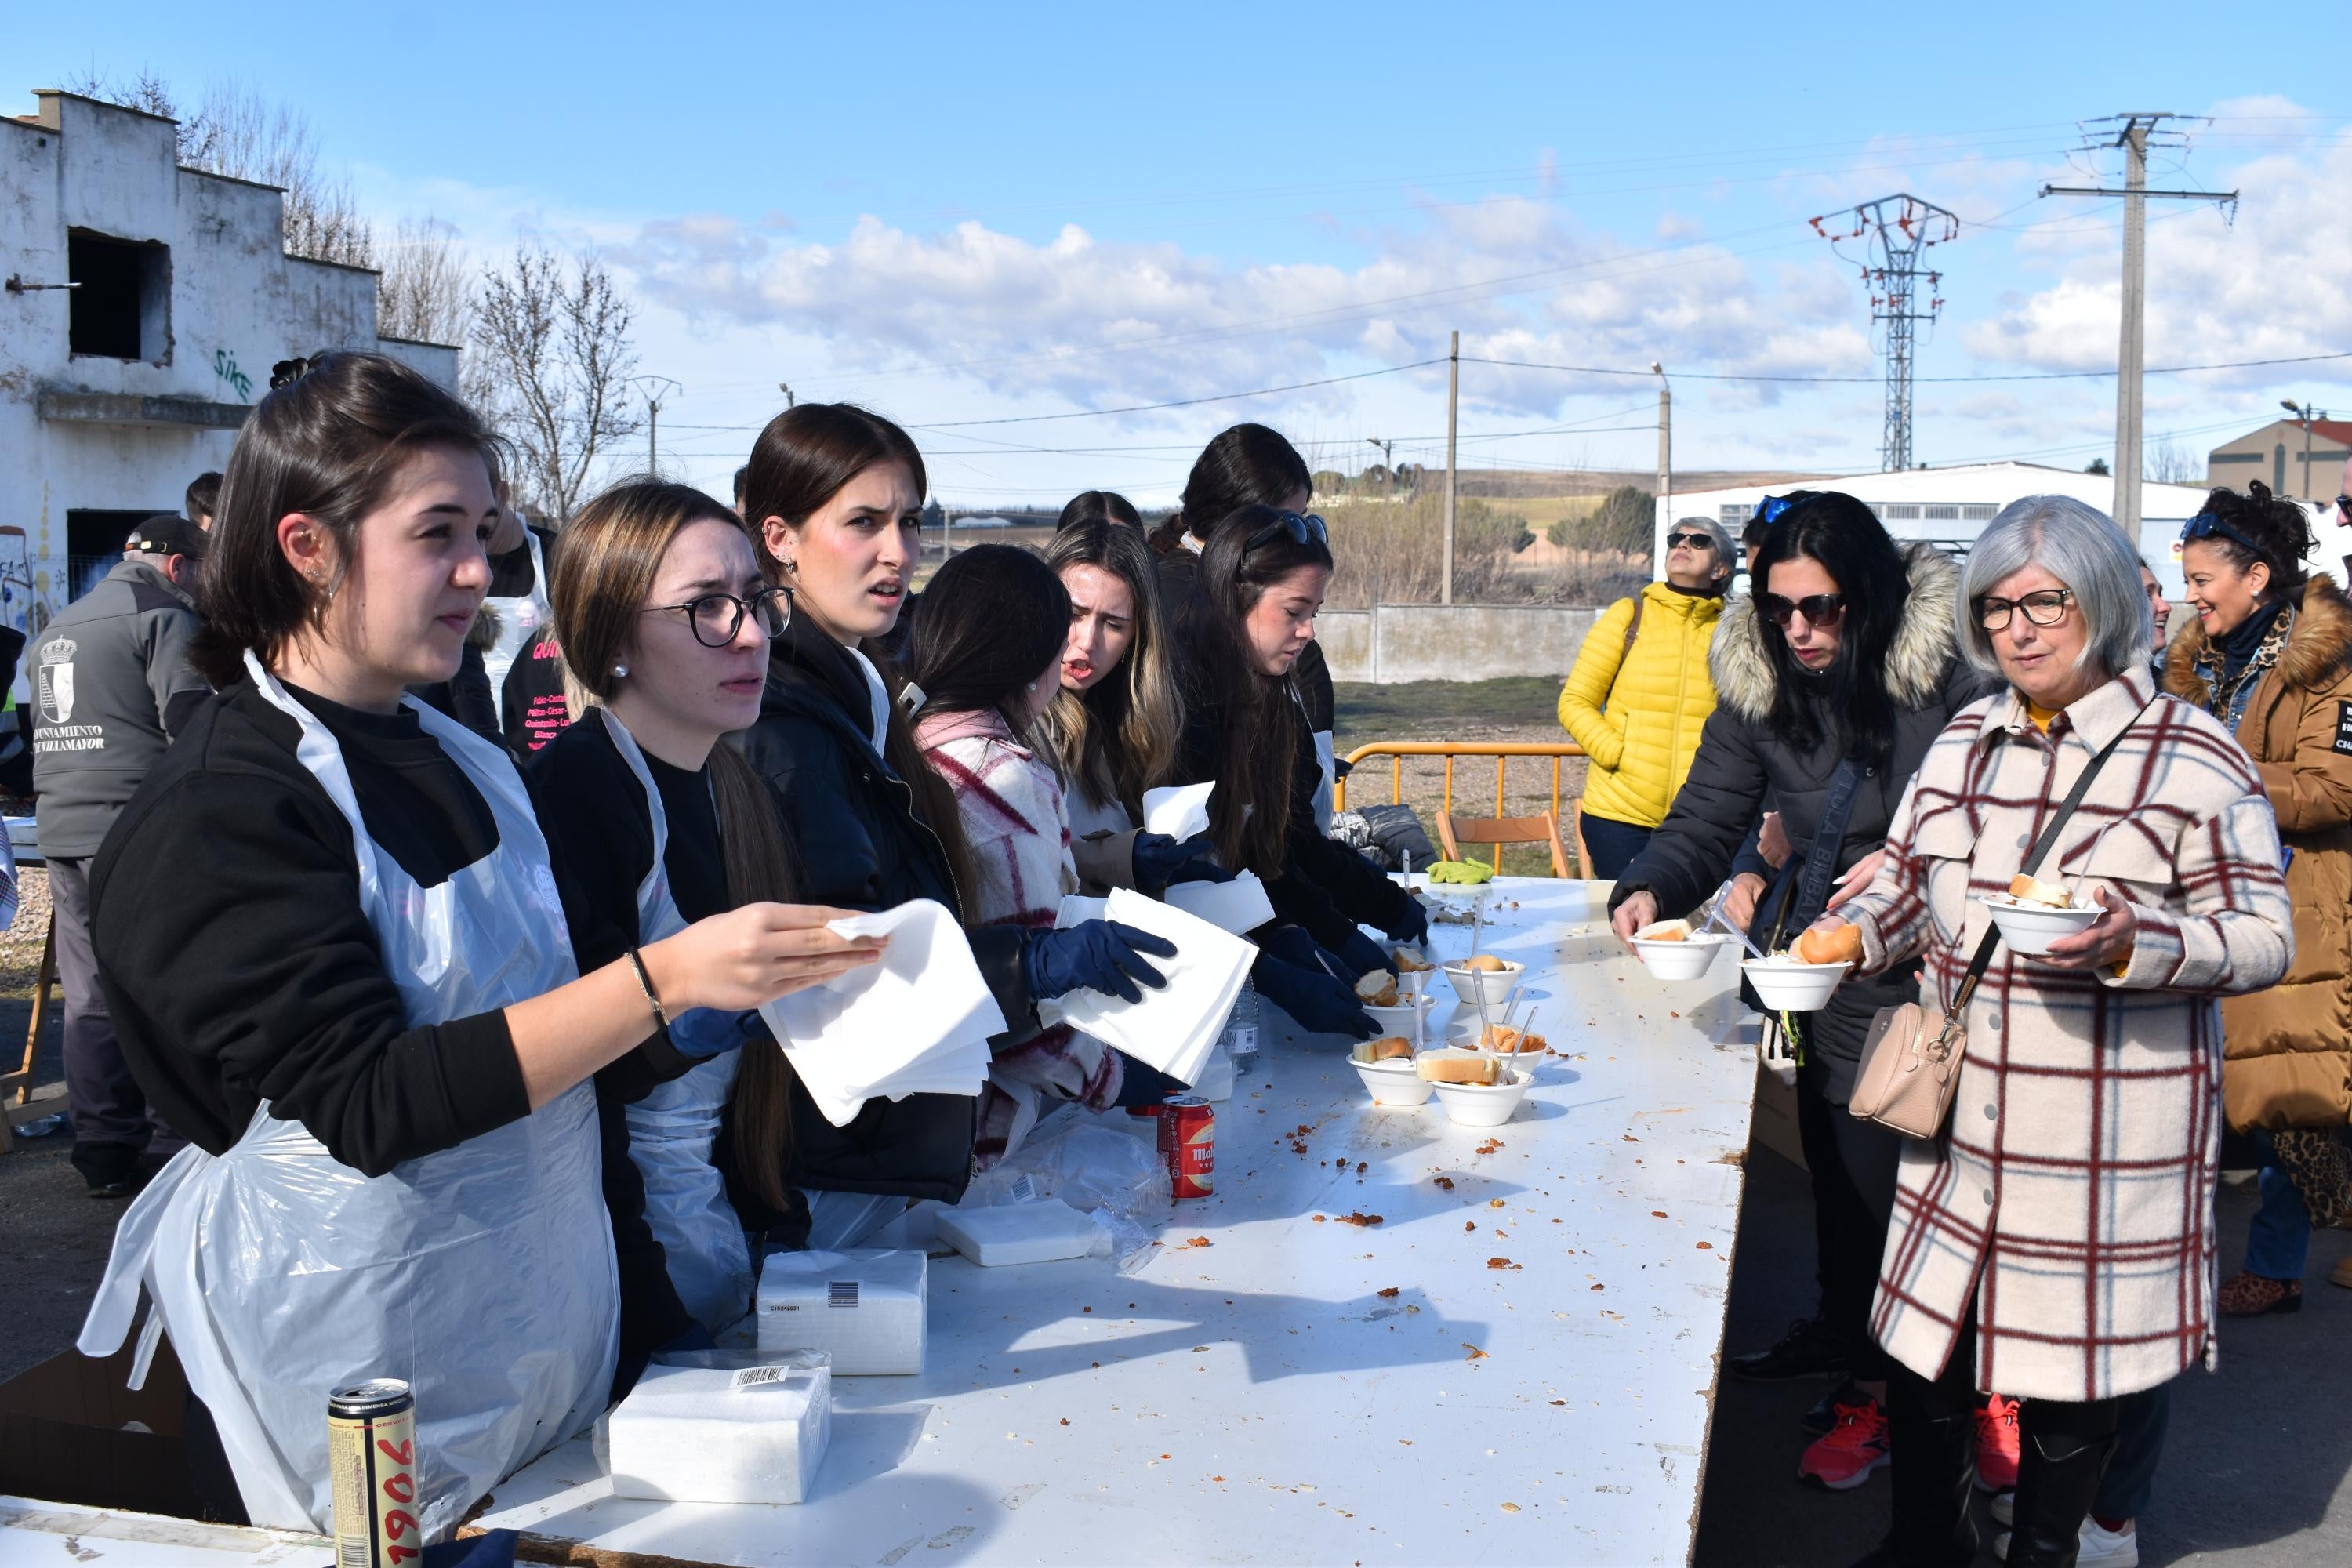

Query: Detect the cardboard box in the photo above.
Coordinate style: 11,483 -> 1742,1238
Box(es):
0,1333 -> 205,1519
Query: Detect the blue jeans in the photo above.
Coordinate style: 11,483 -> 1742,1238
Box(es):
2243,1130 -> 2313,1281
1579,812 -> 1653,880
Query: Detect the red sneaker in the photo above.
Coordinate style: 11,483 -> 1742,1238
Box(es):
1975,1394 -> 2020,1493
1798,1395 -> 1890,1490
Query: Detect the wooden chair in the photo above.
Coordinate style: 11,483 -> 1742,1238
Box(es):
1566,797 -> 1595,880
1436,810 -> 1574,880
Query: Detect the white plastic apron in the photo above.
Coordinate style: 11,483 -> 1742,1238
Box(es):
482,529 -> 552,731
78,654 -> 618,1538
601,711 -> 751,1332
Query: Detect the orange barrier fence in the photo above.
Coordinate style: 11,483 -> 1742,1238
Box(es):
1333,741 -> 1590,875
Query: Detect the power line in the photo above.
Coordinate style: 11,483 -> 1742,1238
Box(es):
1461,348 -> 2352,386
899,358 -> 1447,429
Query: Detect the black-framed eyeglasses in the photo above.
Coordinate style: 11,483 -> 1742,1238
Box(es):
1666,531 -> 1718,551
1758,592 -> 1846,629
647,585 -> 792,648
1976,587 -> 2075,630
2180,513 -> 2267,555
1243,510 -> 1329,553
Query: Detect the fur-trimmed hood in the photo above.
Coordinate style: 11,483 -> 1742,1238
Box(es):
2161,573 -> 2352,703
1708,541 -> 1963,721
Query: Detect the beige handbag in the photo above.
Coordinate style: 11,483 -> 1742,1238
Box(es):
1850,717 -> 2133,1138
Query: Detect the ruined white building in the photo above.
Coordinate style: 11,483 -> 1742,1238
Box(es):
0,89 -> 456,642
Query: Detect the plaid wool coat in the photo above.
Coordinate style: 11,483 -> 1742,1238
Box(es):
1842,665 -> 2293,1400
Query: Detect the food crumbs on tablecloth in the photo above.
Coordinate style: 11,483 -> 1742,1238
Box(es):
1487,1257 -> 1519,1269
1336,1212 -> 1383,1227
1465,1220 -> 1477,1232
1463,1345 -> 1489,1361
1406,1305 -> 1421,1314
1185,1236 -> 1213,1247
1697,1241 -> 1714,1250
1213,1475 -> 1225,1483
1356,1160 -> 1367,1174
1312,1214 -> 1327,1223
1501,1502 -> 1521,1513
1059,1418 -> 1069,1425
1434,1175 -> 1455,1190
1487,1198 -> 1504,1208
1591,1283 -> 1606,1291
1651,1210 -> 1668,1218
1083,1305 -> 1091,1312
1549,1399 -> 1566,1406
1377,1286 -> 1400,1298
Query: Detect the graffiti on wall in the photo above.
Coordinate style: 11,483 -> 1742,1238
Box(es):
213,348 -> 253,401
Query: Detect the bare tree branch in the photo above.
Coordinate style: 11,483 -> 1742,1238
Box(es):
376,217 -> 472,345
469,243 -> 641,519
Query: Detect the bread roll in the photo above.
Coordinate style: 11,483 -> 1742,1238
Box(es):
1635,919 -> 1693,942
1367,1036 -> 1414,1062
1417,1052 -> 1501,1085
2009,873 -> 2071,909
1354,970 -> 1399,1007
1393,949 -> 1434,973
1463,954 -> 1509,973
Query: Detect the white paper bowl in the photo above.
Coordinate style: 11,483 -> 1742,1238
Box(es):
1432,1066 -> 1533,1127
1350,1055 -> 1433,1107
1442,960 -> 1523,1007
1363,993 -> 1439,1035
1981,895 -> 2101,955
1632,933 -> 1730,981
1740,956 -> 1848,1011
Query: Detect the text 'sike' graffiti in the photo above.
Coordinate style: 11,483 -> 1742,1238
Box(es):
213,349 -> 252,401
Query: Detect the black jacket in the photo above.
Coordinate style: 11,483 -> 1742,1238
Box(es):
1610,546 -> 1991,1097
732,613 -> 1030,1213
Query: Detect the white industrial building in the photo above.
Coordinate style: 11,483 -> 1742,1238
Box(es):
1656,461 -> 2347,598
0,89 -> 456,641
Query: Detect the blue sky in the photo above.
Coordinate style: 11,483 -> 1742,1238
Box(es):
17,2 -> 2351,506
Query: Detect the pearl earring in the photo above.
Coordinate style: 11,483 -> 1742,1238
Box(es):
612,662 -> 629,678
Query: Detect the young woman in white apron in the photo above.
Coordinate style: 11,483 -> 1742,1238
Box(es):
74,352 -> 882,1540
525,480 -> 800,1373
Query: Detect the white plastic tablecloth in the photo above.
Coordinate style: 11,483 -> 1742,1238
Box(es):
472,878 -> 1760,1566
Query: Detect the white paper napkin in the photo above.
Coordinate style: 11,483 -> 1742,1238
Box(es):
1047,887 -> 1254,1089
759,899 -> 1006,1128
1141,781 -> 1215,840
1163,869 -> 1275,935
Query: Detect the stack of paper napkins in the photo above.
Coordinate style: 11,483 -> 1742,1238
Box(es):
1048,887 -> 1255,1090
756,1249 -> 927,1374
935,1198 -> 1104,1267
1163,869 -> 1275,936
760,899 -> 1006,1127
608,1352 -> 831,1505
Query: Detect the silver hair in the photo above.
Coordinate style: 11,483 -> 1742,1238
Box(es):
1957,495 -> 2154,682
1671,514 -> 1736,579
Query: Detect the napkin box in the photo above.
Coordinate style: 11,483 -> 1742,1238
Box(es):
756,1248 -> 927,1374
608,1354 -> 831,1505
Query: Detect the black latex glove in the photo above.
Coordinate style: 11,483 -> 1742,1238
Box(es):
1386,895 -> 1431,946
1024,920 -> 1178,1004
1133,831 -> 1236,896
1251,954 -> 1378,1040
1334,927 -> 1394,982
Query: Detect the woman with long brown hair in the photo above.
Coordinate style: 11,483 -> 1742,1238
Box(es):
74,354 -> 877,1537
732,404 -> 1176,1230
524,477 -> 802,1378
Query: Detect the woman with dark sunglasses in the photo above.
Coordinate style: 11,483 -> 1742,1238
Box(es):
1606,491 -> 1987,1490
2166,481 -> 2352,1319
1556,514 -> 1733,876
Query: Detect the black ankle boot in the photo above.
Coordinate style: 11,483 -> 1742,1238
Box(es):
1847,1406 -> 1978,1568
2005,1425 -> 2118,1567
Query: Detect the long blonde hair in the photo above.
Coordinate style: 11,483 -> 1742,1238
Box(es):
552,477 -> 803,1210
1035,517 -> 1184,818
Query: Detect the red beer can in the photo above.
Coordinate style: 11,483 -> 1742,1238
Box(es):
1161,1094 -> 1214,1199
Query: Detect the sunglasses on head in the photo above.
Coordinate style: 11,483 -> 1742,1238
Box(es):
1243,510 -> 1329,553
2180,513 -> 2268,554
1758,592 -> 1846,629
1666,531 -> 1718,551
1751,495 -> 1795,527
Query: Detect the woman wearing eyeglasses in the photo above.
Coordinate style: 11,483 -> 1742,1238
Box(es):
525,479 -> 837,1382
1556,514 -> 1734,876
2164,481 -> 2352,1319
1607,491 -> 1988,1490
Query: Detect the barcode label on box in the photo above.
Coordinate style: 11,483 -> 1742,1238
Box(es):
828,1280 -> 859,1308
1007,1174 -> 1040,1203
731,1364 -> 794,1390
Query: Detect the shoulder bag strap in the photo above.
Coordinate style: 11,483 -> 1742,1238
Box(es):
1942,703 -> 2146,1017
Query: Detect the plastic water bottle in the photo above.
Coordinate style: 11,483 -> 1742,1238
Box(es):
1221,978 -> 1260,1065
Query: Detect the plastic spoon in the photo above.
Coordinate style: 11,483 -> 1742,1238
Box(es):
1699,878 -> 1769,962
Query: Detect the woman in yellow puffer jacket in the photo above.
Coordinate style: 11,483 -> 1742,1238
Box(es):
1557,516 -> 1732,875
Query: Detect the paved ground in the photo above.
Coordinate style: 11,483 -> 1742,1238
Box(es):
1694,1137 -> 2352,1566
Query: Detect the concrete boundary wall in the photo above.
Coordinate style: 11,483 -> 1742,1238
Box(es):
1318,604 -> 1602,684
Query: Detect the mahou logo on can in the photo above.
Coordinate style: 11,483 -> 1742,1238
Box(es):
328,1378 -> 421,1565
1160,1094 -> 1214,1199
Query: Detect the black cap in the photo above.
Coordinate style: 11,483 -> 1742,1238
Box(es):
125,514 -> 206,561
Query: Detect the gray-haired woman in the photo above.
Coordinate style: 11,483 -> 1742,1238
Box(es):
1798,495 -> 2293,1567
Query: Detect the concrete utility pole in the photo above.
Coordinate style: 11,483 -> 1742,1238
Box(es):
2043,114 -> 2237,535
628,375 -> 682,472
1653,362 -> 1671,554
1443,330 -> 1458,606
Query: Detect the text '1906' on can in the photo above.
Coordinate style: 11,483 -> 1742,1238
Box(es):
328,1378 -> 421,1566
1160,1094 -> 1214,1199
